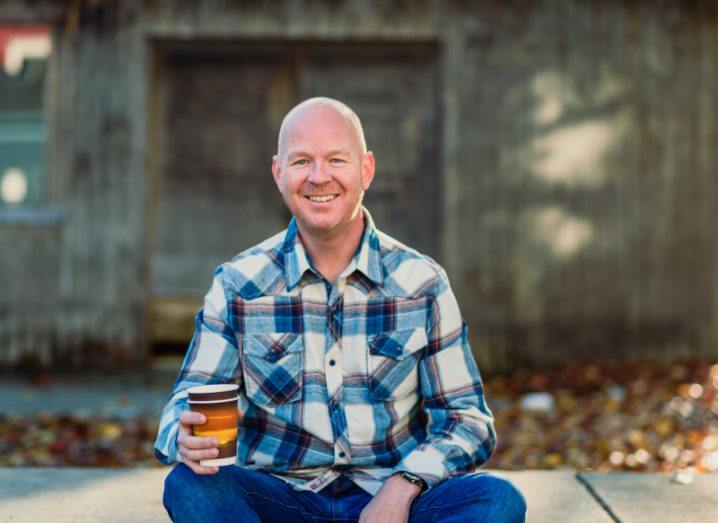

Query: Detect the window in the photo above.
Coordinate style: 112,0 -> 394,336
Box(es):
0,24 -> 50,208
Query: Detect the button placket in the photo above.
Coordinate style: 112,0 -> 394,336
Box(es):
326,278 -> 351,464
324,345 -> 342,396
326,300 -> 343,344
334,442 -> 351,465
324,297 -> 344,396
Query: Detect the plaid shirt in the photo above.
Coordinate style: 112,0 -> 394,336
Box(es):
154,207 -> 495,495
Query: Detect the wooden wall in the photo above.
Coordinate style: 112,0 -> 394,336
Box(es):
0,0 -> 716,371
454,1 -> 718,369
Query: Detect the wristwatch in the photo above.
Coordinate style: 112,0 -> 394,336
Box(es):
395,471 -> 427,492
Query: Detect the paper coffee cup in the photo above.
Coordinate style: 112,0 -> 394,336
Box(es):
187,384 -> 239,466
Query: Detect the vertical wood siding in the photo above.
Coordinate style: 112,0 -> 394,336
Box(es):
0,0 -> 716,371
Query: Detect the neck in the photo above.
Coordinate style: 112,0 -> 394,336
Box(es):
297,212 -> 365,284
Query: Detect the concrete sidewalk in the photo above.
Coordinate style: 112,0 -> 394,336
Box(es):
1,467 -> 716,522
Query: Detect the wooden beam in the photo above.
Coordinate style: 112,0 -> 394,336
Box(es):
0,1 -> 66,24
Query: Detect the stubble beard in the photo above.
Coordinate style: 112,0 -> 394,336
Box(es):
286,189 -> 365,241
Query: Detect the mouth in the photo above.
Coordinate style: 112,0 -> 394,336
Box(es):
304,194 -> 339,203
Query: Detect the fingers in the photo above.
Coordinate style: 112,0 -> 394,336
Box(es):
179,443 -> 220,463
178,433 -> 218,449
183,459 -> 219,475
179,411 -> 206,426
177,411 -> 220,474
177,409 -> 237,475
177,443 -> 220,475
177,411 -> 217,449
177,433 -> 220,475
178,435 -> 220,475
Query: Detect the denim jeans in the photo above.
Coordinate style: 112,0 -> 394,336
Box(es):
163,463 -> 527,522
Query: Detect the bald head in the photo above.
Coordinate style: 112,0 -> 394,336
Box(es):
276,97 -> 367,160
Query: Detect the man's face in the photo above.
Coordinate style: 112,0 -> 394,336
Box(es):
271,107 -> 375,239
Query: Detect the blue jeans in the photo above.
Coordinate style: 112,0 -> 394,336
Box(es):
163,463 -> 527,522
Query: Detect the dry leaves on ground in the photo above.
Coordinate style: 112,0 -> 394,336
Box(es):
486,359 -> 718,473
1,359 -> 717,473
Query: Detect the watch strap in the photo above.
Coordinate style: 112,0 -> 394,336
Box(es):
396,471 -> 427,492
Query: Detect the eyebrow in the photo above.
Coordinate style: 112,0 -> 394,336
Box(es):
286,149 -> 352,160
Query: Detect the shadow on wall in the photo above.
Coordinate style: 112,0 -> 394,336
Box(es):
461,2 -> 718,369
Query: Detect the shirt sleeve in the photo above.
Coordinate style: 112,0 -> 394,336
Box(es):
390,267 -> 496,489
153,266 -> 241,465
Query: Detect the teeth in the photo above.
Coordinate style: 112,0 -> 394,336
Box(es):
307,195 -> 337,202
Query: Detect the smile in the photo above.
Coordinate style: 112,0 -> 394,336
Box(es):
305,195 -> 338,202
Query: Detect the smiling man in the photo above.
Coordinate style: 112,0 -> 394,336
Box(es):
156,97 -> 527,522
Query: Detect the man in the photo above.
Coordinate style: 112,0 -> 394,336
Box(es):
156,97 -> 526,522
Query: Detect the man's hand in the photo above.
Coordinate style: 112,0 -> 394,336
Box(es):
176,408 -> 242,475
358,473 -> 422,523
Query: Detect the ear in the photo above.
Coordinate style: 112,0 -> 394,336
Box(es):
271,155 -> 283,191
361,151 -> 375,190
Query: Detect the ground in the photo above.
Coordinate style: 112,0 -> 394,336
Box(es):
1,358 -> 717,521
2,358 -> 717,473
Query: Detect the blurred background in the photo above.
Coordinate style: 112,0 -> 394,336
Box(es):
1,0 -> 717,474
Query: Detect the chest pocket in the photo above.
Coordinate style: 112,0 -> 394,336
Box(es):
367,327 -> 427,401
242,332 -> 304,407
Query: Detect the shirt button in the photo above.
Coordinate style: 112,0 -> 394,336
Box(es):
338,451 -> 346,458
329,359 -> 336,366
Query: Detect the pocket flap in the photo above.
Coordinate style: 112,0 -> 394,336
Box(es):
368,328 -> 427,360
245,332 -> 303,363
238,296 -> 304,335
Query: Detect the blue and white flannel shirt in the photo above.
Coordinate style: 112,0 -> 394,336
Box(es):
154,207 -> 496,495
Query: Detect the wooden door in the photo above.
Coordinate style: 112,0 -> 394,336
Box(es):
150,42 -> 439,344
299,44 -> 440,259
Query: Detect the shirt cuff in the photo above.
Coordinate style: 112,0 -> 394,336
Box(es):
389,446 -> 447,490
154,448 -> 176,466
153,424 -> 182,466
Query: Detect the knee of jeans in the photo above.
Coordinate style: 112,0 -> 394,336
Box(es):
482,475 -> 527,522
164,463 -> 196,499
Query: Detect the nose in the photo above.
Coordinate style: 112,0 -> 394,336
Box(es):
307,160 -> 332,184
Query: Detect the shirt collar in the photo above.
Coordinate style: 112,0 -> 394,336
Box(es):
283,206 -> 384,291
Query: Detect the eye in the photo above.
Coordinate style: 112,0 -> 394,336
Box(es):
329,158 -> 346,164
292,159 -> 309,167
